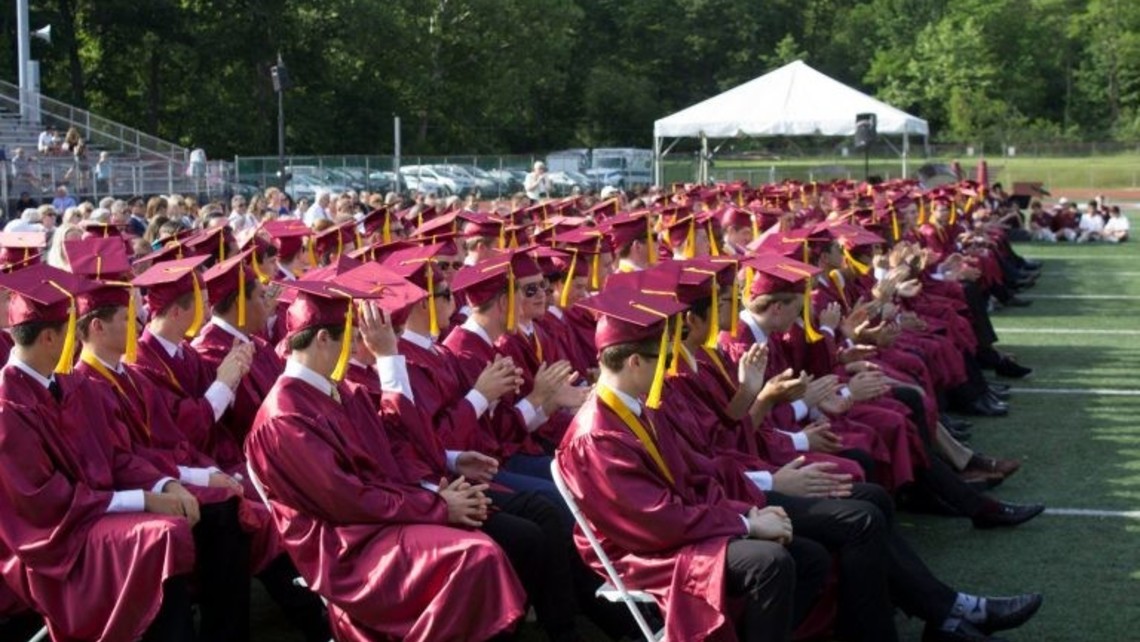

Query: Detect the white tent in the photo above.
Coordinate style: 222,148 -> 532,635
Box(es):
652,60 -> 929,184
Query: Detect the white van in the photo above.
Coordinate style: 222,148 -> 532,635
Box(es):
588,148 -> 652,189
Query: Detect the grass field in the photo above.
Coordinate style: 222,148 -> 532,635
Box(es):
249,239 -> 1140,641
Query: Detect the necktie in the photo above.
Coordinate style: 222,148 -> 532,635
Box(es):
48,380 -> 62,403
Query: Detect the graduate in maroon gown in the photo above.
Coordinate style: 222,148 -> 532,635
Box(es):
557,287 -> 812,642
0,264 -> 199,642
67,245 -> 331,642
445,250 -> 588,502
192,250 -> 284,469
245,276 -> 526,642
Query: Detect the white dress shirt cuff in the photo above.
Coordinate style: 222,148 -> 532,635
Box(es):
205,381 -> 236,422
419,480 -> 441,493
376,356 -> 413,400
778,430 -> 810,452
516,398 -> 544,431
819,325 -> 835,337
745,470 -> 774,492
107,490 -> 145,513
178,467 -> 213,487
839,386 -> 852,399
739,515 -> 751,537
791,400 -> 809,421
464,389 -> 490,418
445,450 -> 461,473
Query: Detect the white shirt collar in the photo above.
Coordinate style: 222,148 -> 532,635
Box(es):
283,358 -> 334,397
277,265 -> 297,281
678,344 -> 697,372
609,385 -> 642,417
210,316 -> 252,344
518,321 -> 535,337
461,316 -> 494,347
740,311 -> 768,345
151,331 -> 183,358
546,305 -> 564,320
6,354 -> 54,389
400,328 -> 436,351
91,351 -> 125,375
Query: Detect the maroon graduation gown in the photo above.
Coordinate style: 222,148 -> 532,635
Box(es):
192,321 -> 283,469
557,392 -> 759,642
76,357 -> 281,573
246,375 -> 526,642
0,366 -> 194,642
442,325 -> 545,460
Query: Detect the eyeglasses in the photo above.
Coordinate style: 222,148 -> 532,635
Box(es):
520,283 -> 543,298
437,261 -> 463,271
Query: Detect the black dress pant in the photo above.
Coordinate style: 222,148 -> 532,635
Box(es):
193,498 -> 251,642
142,575 -> 196,642
767,490 -> 897,642
844,484 -> 958,623
483,490 -> 580,642
724,538 -> 799,642
256,553 -> 331,642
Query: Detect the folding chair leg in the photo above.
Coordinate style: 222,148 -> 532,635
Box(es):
28,625 -> 48,642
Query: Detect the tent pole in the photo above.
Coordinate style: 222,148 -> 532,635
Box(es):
653,136 -> 662,188
903,132 -> 909,178
700,134 -> 709,184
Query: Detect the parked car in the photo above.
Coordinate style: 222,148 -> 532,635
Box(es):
547,149 -> 591,174
486,168 -> 526,194
400,165 -> 475,196
587,148 -> 653,189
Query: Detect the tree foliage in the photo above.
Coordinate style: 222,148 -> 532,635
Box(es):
2,0 -> 1138,155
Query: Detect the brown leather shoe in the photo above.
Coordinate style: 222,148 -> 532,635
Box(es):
960,468 -> 1004,489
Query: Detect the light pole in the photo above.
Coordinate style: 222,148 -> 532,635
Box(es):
270,53 -> 291,190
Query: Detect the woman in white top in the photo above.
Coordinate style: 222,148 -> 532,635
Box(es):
1077,207 -> 1105,242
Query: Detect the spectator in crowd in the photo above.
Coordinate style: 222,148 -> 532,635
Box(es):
1103,206 -> 1130,242
61,127 -> 81,153
303,190 -> 331,227
122,199 -> 146,236
37,205 -> 57,235
4,207 -> 44,232
13,191 -> 38,214
227,194 -> 258,232
36,127 -> 57,155
51,186 -> 77,212
60,206 -> 83,226
525,161 -> 552,201
45,222 -> 83,268
94,151 -> 112,194
1051,200 -> 1079,241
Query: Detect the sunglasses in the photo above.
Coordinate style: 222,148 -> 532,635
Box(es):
519,283 -> 543,298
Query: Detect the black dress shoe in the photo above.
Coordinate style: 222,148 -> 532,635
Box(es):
983,392 -> 1010,410
972,501 -> 1045,529
987,386 -> 1011,401
995,359 -> 1033,379
923,619 -> 1007,641
942,414 -> 974,431
966,397 -> 1009,417
979,593 -> 1044,633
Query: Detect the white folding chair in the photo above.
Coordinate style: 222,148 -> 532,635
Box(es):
549,460 -> 663,642
246,462 -> 334,641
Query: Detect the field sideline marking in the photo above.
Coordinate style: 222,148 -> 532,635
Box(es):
1012,387 -> 1140,396
1027,294 -> 1140,300
1045,508 -> 1140,519
995,328 -> 1140,335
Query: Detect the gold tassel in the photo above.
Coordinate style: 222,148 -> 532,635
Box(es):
668,313 -> 683,376
560,251 -> 578,308
218,234 -> 226,262
684,218 -> 696,259
645,319 -> 669,409
843,247 -> 871,275
251,252 -> 269,285
647,218 -> 657,265
506,265 -> 516,332
383,214 -> 391,244
890,205 -> 901,241
125,290 -> 139,363
427,263 -> 440,337
707,221 -> 720,257
590,251 -> 601,291
802,285 -> 823,343
46,281 -> 77,374
330,299 -> 354,382
237,265 -> 247,328
186,272 -> 205,338
730,270 -> 739,336
705,278 -> 720,348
